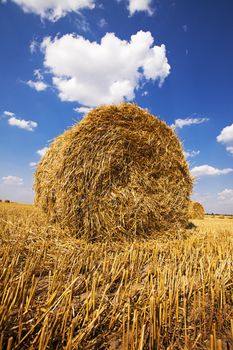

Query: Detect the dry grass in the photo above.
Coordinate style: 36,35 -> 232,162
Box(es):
0,203 -> 232,349
35,103 -> 193,241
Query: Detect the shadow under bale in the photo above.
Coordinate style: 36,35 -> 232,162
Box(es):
34,103 -> 193,241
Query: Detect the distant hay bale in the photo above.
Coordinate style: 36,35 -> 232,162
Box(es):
4,200 -> 10,203
34,103 -> 193,241
189,201 -> 205,219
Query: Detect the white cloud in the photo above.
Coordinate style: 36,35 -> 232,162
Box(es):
30,146 -> 48,168
217,123 -> 233,155
26,80 -> 48,91
74,106 -> 92,114
8,117 -> 37,131
2,175 -> 23,186
127,0 -> 153,16
3,111 -> 15,117
217,124 -> 233,143
4,111 -> 38,131
26,69 -> 48,91
191,165 -> 233,177
182,24 -> 188,32
171,117 -> 209,129
37,147 -> 48,157
218,189 -> 233,202
41,31 -> 170,107
184,150 -> 200,158
6,0 -> 95,21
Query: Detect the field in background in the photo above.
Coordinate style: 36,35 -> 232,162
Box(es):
0,202 -> 232,349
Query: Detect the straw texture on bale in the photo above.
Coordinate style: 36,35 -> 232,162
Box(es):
189,201 -> 205,220
34,103 -> 193,241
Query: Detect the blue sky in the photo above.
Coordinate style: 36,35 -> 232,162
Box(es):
0,0 -> 233,214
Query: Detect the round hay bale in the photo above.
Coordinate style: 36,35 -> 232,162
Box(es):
189,201 -> 205,219
34,103 -> 193,241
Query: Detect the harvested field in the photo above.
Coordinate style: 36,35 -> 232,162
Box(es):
0,203 -> 232,350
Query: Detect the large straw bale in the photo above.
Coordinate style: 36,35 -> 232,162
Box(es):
34,103 -> 193,241
189,201 -> 205,219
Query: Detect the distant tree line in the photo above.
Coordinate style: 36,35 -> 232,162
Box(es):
205,212 -> 233,217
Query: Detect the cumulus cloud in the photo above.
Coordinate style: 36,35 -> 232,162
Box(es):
26,80 -> 48,91
6,0 -> 95,22
41,31 -> 170,107
217,123 -> 233,155
74,106 -> 92,114
183,150 -> 200,158
8,117 -> 37,131
171,117 -> 209,129
191,165 -> 233,177
217,124 -> 233,143
2,175 -> 23,186
127,0 -> 153,16
3,111 -> 37,131
37,147 -> 48,157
